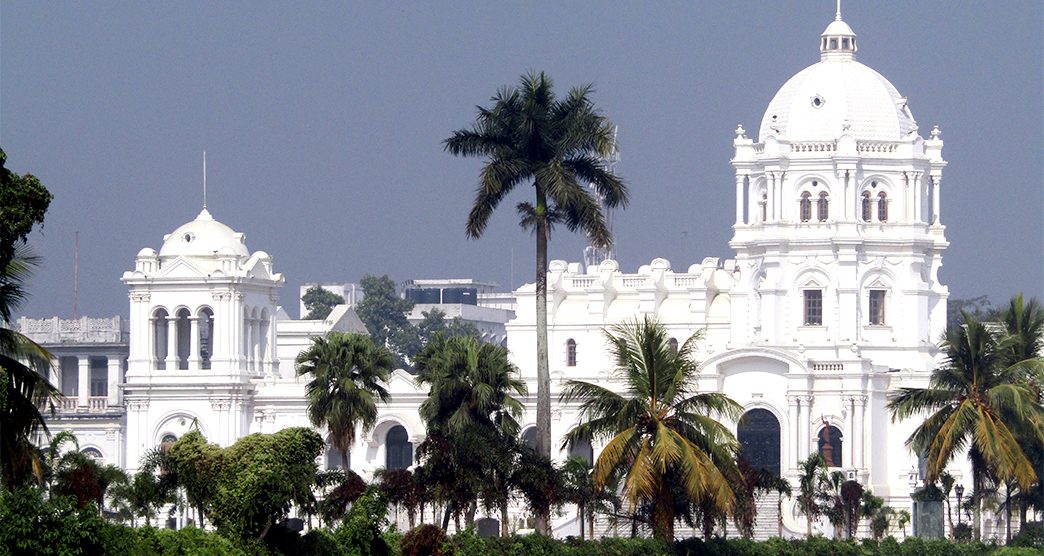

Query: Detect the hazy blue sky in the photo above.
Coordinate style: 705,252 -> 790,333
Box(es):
2,1 -> 1041,319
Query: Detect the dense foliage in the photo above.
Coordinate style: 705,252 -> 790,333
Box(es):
301,286 -> 346,320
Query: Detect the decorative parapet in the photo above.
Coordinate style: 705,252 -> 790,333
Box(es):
856,141 -> 899,154
17,316 -> 129,344
792,141 -> 837,153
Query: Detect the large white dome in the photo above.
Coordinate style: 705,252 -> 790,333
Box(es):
158,208 -> 250,258
758,17 -> 917,142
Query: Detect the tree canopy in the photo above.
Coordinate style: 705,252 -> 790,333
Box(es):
302,285 -> 346,320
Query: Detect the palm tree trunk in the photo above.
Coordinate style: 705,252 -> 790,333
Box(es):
533,187 -> 551,536
972,464 -> 983,541
578,503 -> 585,540
441,502 -> 453,531
340,450 -> 350,471
500,500 -> 509,537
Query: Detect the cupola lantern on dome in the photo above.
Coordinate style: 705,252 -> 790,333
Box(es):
820,2 -> 856,60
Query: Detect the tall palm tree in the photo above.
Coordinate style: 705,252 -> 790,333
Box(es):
561,316 -> 740,542
999,294 -> 1044,531
0,244 -> 58,488
888,313 -> 1044,540
445,71 -> 628,535
414,334 -> 526,531
295,332 -> 393,470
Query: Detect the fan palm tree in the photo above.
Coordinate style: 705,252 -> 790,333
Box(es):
0,244 -> 58,488
561,316 -> 740,542
295,332 -> 393,470
445,70 -> 628,535
795,452 -> 827,538
888,312 -> 1044,540
414,334 -> 526,531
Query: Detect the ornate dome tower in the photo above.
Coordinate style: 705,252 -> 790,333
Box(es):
728,11 -> 949,353
120,207 -> 285,469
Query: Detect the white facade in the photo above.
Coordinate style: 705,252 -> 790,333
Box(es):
33,11 -> 977,539
506,13 -> 951,537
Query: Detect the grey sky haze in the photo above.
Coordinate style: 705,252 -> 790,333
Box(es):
2,1 -> 1041,319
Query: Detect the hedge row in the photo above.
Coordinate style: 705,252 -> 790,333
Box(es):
3,488 -> 1041,556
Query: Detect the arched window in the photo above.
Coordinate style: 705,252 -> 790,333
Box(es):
737,408 -> 781,475
153,308 -> 169,370
566,339 -> 577,367
521,427 -> 537,450
567,435 -> 594,466
818,425 -> 843,467
175,308 -> 191,370
81,447 -> 103,461
198,307 -> 214,369
861,192 -> 873,222
667,337 -> 679,355
799,192 -> 812,222
386,425 -> 413,470
160,433 -> 178,452
760,193 -> 768,222
877,192 -> 888,222
817,192 -> 829,222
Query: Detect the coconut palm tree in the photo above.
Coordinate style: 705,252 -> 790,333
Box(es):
888,313 -> 1044,540
0,244 -> 58,488
295,332 -> 393,470
999,294 -> 1044,533
445,71 -> 628,535
414,334 -> 527,531
561,316 -> 740,542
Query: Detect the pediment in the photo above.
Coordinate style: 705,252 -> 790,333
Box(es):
156,257 -> 209,278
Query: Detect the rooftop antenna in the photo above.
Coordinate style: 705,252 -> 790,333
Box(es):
73,230 -> 79,319
203,151 -> 208,210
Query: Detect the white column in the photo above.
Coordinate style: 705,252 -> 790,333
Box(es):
800,395 -> 813,460
931,176 -> 941,224
735,173 -> 745,224
787,395 -> 800,468
188,317 -> 200,369
48,356 -> 61,393
77,356 -> 90,407
165,316 -> 178,370
854,396 -> 866,468
843,396 -> 854,468
912,173 -> 922,223
107,355 -> 122,406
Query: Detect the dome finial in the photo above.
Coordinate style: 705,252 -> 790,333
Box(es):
836,0 -> 842,21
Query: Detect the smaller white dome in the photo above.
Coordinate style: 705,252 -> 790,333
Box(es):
136,247 -> 157,258
822,19 -> 855,37
158,209 -> 250,259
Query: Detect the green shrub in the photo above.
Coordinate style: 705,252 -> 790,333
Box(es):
1010,521 -> 1044,548
0,487 -> 108,555
334,487 -> 391,556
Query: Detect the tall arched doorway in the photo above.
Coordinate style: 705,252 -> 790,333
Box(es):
737,408 -> 781,475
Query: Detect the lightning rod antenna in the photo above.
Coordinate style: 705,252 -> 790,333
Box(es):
73,231 -> 79,319
203,151 -> 207,210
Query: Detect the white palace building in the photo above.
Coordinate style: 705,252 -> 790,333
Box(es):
22,12 -> 971,538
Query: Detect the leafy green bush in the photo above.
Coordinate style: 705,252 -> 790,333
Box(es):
0,487 -> 108,555
1010,521 -> 1044,548
335,487 -> 391,556
134,526 -> 249,555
